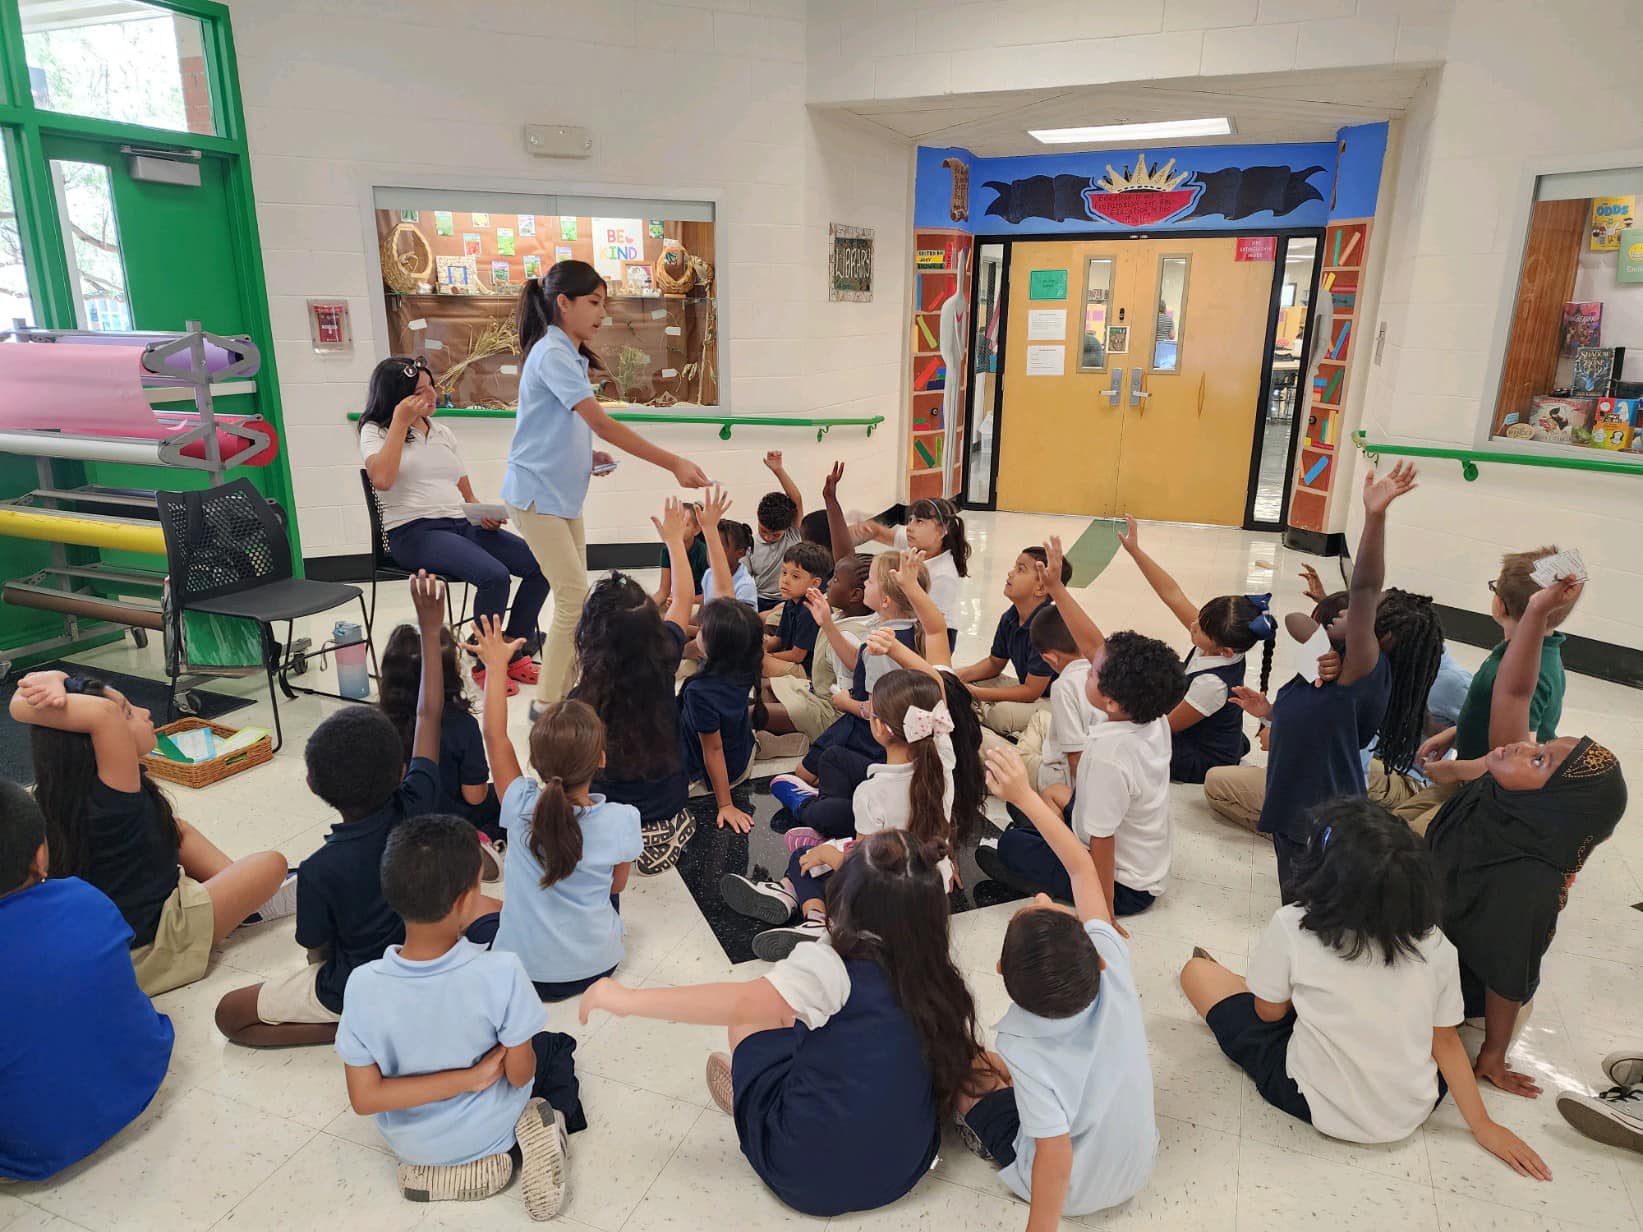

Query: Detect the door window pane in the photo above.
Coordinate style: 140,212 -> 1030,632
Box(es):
1079,257 -> 1114,371
0,140 -> 35,327
22,1 -> 216,136
52,161 -> 131,332
965,243 -> 1003,504
1152,256 -> 1189,372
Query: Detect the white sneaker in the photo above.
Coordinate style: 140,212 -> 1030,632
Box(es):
1557,1086 -> 1643,1152
752,917 -> 828,961
514,1098 -> 569,1220
719,874 -> 798,924
245,872 -> 298,925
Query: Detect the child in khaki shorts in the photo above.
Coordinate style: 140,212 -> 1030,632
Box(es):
767,553 -> 874,743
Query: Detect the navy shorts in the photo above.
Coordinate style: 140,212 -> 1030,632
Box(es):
961,1087 -> 1020,1166
1205,993 -> 1312,1123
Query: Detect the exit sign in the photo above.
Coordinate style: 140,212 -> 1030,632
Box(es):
1236,236 -> 1277,261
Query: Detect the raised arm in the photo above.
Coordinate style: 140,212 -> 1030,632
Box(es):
892,548 -> 950,669
1116,515 -> 1199,631
575,396 -> 710,487
1490,575 -> 1580,749
864,626 -> 939,683
408,572 -> 448,764
806,586 -> 862,673
465,615 -> 525,796
651,498 -> 696,630
7,671 -> 141,792
1038,536 -> 1105,660
1339,462 -> 1418,687
821,461 -> 853,562
763,450 -> 803,518
698,485 -> 734,603
985,747 -> 1112,926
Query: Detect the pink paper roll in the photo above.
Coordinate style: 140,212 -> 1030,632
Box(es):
0,343 -> 162,435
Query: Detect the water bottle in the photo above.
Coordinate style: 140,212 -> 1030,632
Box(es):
333,620 -> 370,699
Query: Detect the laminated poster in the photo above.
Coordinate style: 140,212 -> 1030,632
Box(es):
497,228 -> 515,256
1619,229 -> 1643,284
648,220 -> 665,238
523,255 -> 542,278
560,217 -> 579,242
1590,196 -> 1634,250
434,211 -> 453,237
399,209 -> 419,223
518,215 -> 536,237
472,212 -> 491,229
1027,269 -> 1068,300
555,246 -> 574,263
591,218 -> 644,280
1025,345 -> 1065,376
492,261 -> 512,284
462,233 -> 481,258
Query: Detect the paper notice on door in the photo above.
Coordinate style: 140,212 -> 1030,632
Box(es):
1026,309 -> 1066,341
1025,345 -> 1065,376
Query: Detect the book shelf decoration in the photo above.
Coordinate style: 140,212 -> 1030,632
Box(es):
907,227 -> 973,501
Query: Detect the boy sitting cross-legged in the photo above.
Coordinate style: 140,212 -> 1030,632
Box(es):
956,745 -> 1158,1223
337,814 -> 586,1218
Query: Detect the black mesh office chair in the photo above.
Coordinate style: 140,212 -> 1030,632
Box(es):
157,479 -> 371,751
360,468 -> 471,638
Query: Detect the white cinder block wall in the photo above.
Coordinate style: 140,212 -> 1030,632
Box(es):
226,0 -> 912,560
1353,0 -> 1643,650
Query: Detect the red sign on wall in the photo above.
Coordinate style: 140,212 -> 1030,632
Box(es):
1235,236 -> 1277,261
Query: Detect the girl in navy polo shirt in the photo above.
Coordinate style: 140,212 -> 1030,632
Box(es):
577,830 -> 986,1218
1116,515 -> 1277,783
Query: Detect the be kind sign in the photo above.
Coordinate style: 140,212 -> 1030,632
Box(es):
593,218 -> 644,278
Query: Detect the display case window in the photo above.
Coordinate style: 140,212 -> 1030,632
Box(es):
1492,166 -> 1643,458
374,190 -> 718,409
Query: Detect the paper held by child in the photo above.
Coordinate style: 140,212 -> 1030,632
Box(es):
1294,625 -> 1333,684
462,502 -> 509,526
1530,548 -> 1587,588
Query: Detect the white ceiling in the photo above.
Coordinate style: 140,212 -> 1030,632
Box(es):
844,65 -> 1432,157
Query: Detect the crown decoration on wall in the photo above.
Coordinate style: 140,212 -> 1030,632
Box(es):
1095,153 -> 1189,193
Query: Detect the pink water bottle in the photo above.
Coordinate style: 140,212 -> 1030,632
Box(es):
333,620 -> 370,699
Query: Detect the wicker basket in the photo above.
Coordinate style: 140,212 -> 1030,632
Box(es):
143,717 -> 273,789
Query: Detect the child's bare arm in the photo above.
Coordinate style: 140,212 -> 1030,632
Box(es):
821,461 -> 852,561
653,499 -> 696,629
465,616 -> 525,796
8,671 -> 140,791
503,1039 -> 537,1089
1491,576 -> 1580,749
409,572 -> 448,764
699,731 -> 753,833
1340,463 -> 1417,687
1116,515 -> 1199,631
1038,537 -> 1105,659
807,587 -> 861,672
984,748 -> 1112,927
763,450 -> 803,517
344,1045 -> 506,1115
1026,1134 -> 1074,1232
699,486 -> 735,603
1432,1027 -> 1551,1180
893,549 -> 951,668
864,625 -> 939,682
580,974 -> 795,1028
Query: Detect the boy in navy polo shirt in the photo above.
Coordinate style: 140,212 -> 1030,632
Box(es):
958,748 -> 1157,1221
763,540 -> 832,680
0,778 -> 173,1181
214,573 -> 455,1046
338,815 -> 582,1216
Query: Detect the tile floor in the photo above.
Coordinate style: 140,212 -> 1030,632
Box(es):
4,511 -> 1642,1231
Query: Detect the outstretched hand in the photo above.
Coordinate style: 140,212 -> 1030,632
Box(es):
1475,1051 -> 1543,1100
463,614 -> 525,668
803,586 -> 833,626
822,460 -> 844,503
1116,515 -> 1139,553
16,671 -> 67,711
1042,535 -> 1067,587
578,977 -> 630,1025
652,495 -> 691,544
409,570 -> 447,624
1527,574 -> 1583,616
462,1044 -> 507,1093
701,483 -> 733,527
763,450 -> 785,473
894,546 -> 928,595
983,746 -> 1034,805
1362,460 -> 1419,515
1299,563 -> 1328,605
1229,686 -> 1272,721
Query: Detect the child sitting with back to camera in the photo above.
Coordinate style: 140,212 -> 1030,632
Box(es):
215,573 -> 455,1046
958,747 -> 1157,1223
0,778 -> 174,1183
978,539 -> 1187,922
958,546 -> 1065,764
335,815 -> 584,1219
748,450 -> 805,612
12,670 -> 292,999
1179,796 -> 1549,1180
469,617 -> 643,1000
379,622 -> 501,861
650,500 -> 705,609
1116,515 -> 1277,783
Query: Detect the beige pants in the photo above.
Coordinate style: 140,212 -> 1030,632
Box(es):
969,675 -> 1050,739
131,873 -> 215,996
508,505 -> 587,705
1204,759 -> 1457,838
255,956 -> 341,1025
1203,763 -> 1265,834
979,713 -> 1048,792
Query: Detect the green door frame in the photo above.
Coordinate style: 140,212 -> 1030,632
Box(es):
0,0 -> 301,560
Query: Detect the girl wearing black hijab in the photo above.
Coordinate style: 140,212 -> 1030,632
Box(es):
1423,575 -> 1627,1098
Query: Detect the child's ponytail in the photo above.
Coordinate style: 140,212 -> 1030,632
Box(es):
525,700 -> 605,888
909,497 -> 972,577
939,671 -> 985,849
873,552 -> 930,657
1199,593 -> 1278,687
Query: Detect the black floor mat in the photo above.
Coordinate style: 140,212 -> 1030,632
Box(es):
671,774 -> 1006,963
0,661 -> 254,784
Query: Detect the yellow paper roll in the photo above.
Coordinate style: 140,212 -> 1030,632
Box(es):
0,507 -> 165,555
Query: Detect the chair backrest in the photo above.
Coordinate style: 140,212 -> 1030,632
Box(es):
359,468 -> 396,570
157,478 -> 292,605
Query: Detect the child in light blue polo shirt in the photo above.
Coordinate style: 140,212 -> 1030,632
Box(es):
701,516 -> 758,609
958,748 -> 1158,1222
335,816 -> 585,1218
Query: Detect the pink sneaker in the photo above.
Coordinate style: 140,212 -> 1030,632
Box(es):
784,826 -> 825,854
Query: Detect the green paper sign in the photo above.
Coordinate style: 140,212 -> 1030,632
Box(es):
1619,228 -> 1643,283
1028,269 -> 1068,300
560,217 -> 579,241
497,228 -> 515,255
434,211 -> 453,236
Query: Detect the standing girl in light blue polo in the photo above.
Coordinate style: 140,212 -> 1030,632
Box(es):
506,260 -> 712,715
470,617 -> 643,1000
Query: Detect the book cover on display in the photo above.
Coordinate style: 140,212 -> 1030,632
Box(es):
1572,346 -> 1624,395
1559,302 -> 1602,357
1529,396 -> 1596,444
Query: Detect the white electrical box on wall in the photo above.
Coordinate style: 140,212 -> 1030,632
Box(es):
523,125 -> 594,158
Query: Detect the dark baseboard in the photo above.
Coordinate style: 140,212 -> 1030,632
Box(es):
1284,528 -> 1347,557
1435,603 -> 1642,690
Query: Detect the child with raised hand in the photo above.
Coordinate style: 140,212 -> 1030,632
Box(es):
765,551 -> 874,743
469,616 -> 643,999
649,499 -> 705,610
958,747 -> 1157,1222
761,541 -> 832,682
1028,606 -> 1105,790
1180,797 -> 1550,1180
1236,462 -> 1437,898
1116,514 -> 1277,783
215,571 -> 453,1046
335,815 -> 583,1218
13,672 -> 291,999
748,450 -> 805,611
958,545 -> 1064,749
683,485 -> 765,832
578,830 -> 986,1219
856,496 -> 970,637
0,778 -> 174,1182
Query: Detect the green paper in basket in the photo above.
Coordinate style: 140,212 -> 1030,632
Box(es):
154,731 -> 195,763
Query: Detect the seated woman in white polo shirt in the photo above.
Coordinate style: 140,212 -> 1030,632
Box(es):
359,356 -> 546,690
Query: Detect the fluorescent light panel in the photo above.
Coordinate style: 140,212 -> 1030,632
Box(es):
1030,117 -> 1233,145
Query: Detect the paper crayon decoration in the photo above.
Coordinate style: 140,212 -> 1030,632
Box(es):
1330,321 -> 1350,359
916,315 -> 938,349
1303,455 -> 1329,486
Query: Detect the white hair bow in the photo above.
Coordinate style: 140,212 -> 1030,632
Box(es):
902,700 -> 954,743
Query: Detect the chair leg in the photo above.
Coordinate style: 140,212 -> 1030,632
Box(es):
260,623 -> 285,753
277,620 -> 300,701
358,595 -> 379,680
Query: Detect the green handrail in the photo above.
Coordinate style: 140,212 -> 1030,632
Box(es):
1352,430 -> 1643,482
346,407 -> 883,443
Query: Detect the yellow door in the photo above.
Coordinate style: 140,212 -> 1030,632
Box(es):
995,236 -> 1273,525
993,241 -> 1135,517
1116,238 -> 1273,524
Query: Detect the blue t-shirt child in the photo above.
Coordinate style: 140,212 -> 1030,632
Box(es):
493,784 -> 642,984
335,940 -> 546,1166
991,598 -> 1058,685
774,597 -> 821,676
503,324 -> 595,517
0,878 -> 174,1181
676,649 -> 756,787
702,561 -> 757,608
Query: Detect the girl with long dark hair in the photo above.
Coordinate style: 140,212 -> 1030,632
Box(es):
504,260 -> 711,715
578,829 -> 986,1218
360,355 -> 545,693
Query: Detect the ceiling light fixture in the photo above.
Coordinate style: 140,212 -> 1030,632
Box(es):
1029,117 -> 1234,145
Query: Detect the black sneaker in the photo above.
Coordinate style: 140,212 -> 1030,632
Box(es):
974,842 -> 1047,899
719,874 -> 797,924
637,811 -> 695,876
751,918 -> 827,961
